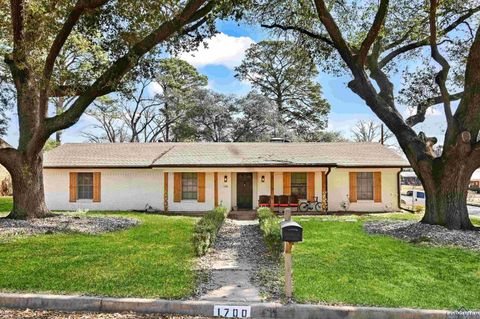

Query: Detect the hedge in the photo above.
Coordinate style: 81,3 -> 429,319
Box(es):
193,206 -> 228,256
257,207 -> 283,258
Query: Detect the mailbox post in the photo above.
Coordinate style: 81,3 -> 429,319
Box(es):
281,208 -> 303,300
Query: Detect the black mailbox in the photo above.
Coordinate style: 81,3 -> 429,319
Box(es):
281,221 -> 303,242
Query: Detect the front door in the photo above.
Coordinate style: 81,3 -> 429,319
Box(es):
237,173 -> 253,209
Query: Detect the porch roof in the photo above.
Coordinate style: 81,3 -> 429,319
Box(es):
43,142 -> 409,169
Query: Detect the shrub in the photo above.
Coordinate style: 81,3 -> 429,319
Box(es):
193,206 -> 228,256
0,177 -> 12,196
257,207 -> 282,258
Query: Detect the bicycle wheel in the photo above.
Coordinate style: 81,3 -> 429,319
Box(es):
314,202 -> 323,212
299,202 -> 309,212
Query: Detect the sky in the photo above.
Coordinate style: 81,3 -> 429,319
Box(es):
3,19 -> 448,147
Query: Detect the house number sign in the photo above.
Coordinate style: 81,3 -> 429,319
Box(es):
213,305 -> 251,318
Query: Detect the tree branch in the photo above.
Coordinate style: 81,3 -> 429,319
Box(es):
43,0 -> 110,83
379,5 -> 480,68
50,84 -> 90,97
356,0 -> 389,66
10,0 -> 24,49
313,0 -> 355,70
44,0 -> 213,135
260,23 -> 335,47
406,92 -> 463,126
429,0 -> 453,126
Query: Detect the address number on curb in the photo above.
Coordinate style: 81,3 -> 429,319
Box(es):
213,305 -> 251,318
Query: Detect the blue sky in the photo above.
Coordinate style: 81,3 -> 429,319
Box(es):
4,19 -> 447,146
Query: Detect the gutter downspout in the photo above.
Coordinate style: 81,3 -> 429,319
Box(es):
325,167 -> 332,213
398,168 -> 415,213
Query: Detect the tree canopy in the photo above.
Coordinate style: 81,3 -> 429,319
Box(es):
235,40 -> 330,140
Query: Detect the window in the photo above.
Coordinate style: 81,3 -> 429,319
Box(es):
357,172 -> 373,200
291,172 -> 307,199
77,173 -> 94,200
182,173 -> 197,200
417,192 -> 425,199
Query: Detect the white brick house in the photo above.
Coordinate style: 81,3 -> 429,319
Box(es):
43,142 -> 409,213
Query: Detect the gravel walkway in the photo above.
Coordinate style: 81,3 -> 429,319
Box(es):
364,220 -> 480,251
195,219 -> 281,302
0,215 -> 139,240
0,309 -> 212,318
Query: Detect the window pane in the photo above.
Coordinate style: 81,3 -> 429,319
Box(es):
77,173 -> 93,200
291,172 -> 307,199
182,173 -> 198,200
357,172 -> 373,200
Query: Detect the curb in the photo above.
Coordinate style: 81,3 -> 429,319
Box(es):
0,292 -> 473,319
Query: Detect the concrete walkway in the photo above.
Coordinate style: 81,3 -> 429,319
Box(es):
197,219 -> 263,302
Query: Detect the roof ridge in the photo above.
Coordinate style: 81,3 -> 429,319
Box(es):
151,145 -> 176,166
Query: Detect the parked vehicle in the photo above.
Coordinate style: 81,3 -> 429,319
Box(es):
401,190 -> 426,206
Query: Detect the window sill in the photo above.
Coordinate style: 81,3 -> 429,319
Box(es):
76,199 -> 93,203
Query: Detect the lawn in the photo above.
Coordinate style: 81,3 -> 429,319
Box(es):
292,214 -> 480,310
0,211 -> 198,298
0,196 -> 12,212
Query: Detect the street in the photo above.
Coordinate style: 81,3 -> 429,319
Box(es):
468,205 -> 480,218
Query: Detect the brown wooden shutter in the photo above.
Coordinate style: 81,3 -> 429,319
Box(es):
164,172 -> 169,212
93,172 -> 101,202
307,172 -> 315,201
214,172 -> 218,207
374,172 -> 382,203
349,172 -> 357,203
174,173 -> 182,202
283,172 -> 291,195
69,172 -> 77,202
198,172 -> 206,203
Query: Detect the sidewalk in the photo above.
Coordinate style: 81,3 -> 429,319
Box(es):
196,219 -> 280,302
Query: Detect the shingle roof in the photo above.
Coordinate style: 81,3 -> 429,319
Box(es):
43,142 -> 409,168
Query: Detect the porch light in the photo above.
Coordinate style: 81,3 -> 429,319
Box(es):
261,175 -> 265,182
224,175 -> 228,183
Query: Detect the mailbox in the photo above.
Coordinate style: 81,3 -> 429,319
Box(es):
281,220 -> 303,242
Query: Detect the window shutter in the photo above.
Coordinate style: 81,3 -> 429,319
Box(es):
322,171 -> 327,193
93,172 -> 101,202
69,172 -> 77,202
307,172 -> 315,201
283,172 -> 291,195
349,172 -> 357,203
374,172 -> 382,203
174,173 -> 181,202
198,172 -> 206,203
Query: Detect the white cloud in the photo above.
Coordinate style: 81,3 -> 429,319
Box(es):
178,33 -> 255,69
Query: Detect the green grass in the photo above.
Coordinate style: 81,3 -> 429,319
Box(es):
292,214 -> 480,310
0,212 -> 198,298
0,196 -> 12,212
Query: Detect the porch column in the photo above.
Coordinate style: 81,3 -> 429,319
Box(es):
270,172 -> 275,210
322,170 -> 328,212
164,172 -> 169,213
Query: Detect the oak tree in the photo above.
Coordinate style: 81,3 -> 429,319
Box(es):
0,0 -> 247,219
256,0 -> 480,229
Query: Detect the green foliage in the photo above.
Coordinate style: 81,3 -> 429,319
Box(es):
0,212 -> 197,298
293,217 -> 480,309
193,206 -> 228,256
235,40 -> 330,140
257,207 -> 282,258
43,139 -> 61,152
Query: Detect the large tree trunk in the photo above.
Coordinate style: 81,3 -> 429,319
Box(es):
6,154 -> 51,219
419,160 -> 476,230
